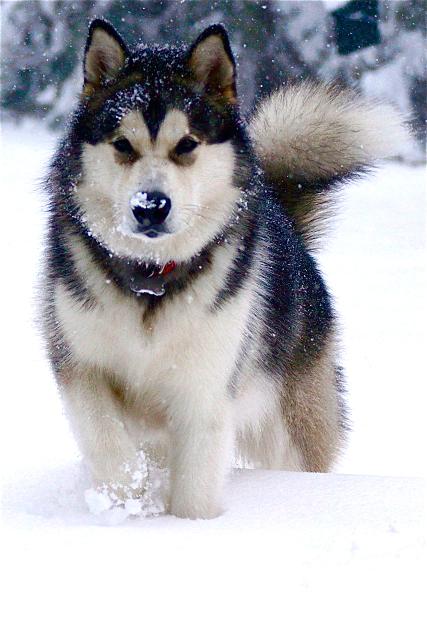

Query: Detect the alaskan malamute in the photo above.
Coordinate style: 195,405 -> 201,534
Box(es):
42,20 -> 407,518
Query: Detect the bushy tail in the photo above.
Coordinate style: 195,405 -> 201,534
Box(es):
249,81 -> 410,249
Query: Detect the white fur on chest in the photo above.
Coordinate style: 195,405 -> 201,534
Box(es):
54,242 -> 254,400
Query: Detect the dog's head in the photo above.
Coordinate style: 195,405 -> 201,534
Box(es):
71,19 -> 250,264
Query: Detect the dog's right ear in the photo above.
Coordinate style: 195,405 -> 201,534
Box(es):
83,19 -> 129,93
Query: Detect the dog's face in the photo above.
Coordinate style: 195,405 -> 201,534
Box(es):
72,20 -> 249,264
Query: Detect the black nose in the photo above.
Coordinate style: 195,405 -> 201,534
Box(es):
131,191 -> 171,227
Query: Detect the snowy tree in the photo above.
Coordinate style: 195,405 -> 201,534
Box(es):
1,0 -> 425,154
326,1 -> 426,152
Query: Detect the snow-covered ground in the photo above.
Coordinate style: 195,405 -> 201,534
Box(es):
1,123 -> 425,639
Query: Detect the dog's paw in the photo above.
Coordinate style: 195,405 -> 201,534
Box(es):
84,470 -> 146,517
85,454 -> 168,521
169,496 -> 223,520
84,486 -> 146,524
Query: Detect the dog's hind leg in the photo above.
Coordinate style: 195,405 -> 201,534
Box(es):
61,367 -> 142,496
279,344 -> 347,472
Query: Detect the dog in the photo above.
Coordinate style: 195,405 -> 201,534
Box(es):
41,19 -> 407,518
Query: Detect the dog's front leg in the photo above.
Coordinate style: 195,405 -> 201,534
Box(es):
61,369 -> 141,497
168,397 -> 233,520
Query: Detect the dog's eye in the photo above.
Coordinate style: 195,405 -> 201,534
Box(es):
174,136 -> 199,156
112,138 -> 134,154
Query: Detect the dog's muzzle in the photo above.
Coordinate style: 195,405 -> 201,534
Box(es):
130,191 -> 171,238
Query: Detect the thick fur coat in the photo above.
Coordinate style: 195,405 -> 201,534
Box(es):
41,20 -> 408,518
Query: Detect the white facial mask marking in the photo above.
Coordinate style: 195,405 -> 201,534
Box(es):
76,108 -> 240,262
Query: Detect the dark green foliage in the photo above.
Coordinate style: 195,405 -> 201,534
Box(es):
332,0 -> 380,55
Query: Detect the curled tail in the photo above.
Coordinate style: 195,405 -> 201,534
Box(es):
249,81 -> 410,249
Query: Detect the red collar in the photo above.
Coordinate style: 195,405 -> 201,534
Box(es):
156,260 -> 177,277
141,260 -> 177,279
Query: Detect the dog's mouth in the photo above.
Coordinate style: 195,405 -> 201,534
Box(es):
117,218 -> 172,240
135,222 -> 171,239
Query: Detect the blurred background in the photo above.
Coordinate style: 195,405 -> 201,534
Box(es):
1,0 -> 426,160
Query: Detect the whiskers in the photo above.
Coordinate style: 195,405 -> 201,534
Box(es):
180,203 -> 222,225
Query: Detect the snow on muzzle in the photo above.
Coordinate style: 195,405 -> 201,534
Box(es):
130,191 -> 172,238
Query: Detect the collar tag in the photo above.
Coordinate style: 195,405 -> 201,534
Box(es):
129,260 -> 177,297
158,260 -> 177,276
131,283 -> 166,297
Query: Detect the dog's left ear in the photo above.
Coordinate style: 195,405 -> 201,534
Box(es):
83,19 -> 129,92
187,25 -> 237,104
